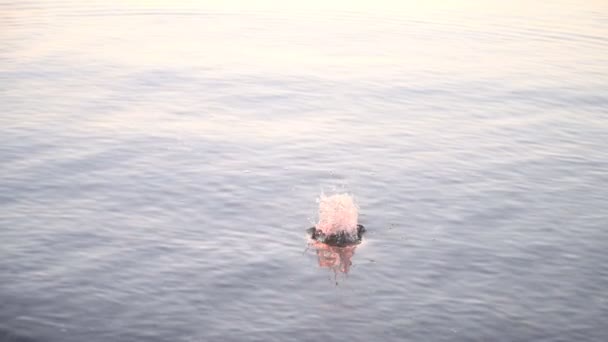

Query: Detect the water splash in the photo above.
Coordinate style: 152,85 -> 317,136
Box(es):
315,193 -> 359,236
307,193 -> 364,281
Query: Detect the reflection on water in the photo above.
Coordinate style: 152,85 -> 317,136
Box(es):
309,240 -> 359,277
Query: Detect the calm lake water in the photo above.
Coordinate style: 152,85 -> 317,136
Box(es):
2,1 -> 608,341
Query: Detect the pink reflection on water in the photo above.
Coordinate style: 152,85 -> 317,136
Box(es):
309,240 -> 358,275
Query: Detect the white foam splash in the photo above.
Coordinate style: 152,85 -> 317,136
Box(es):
315,193 -> 359,236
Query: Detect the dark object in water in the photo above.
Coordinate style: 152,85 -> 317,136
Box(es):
307,224 -> 366,247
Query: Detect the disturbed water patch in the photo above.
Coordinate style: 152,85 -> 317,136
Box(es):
307,224 -> 366,246
307,193 -> 366,246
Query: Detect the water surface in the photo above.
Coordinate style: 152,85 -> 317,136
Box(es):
2,1 -> 608,341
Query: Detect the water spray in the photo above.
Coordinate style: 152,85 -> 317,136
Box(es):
307,193 -> 366,246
